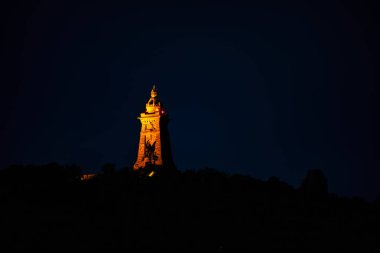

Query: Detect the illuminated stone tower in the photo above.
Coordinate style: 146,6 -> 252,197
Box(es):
133,85 -> 175,171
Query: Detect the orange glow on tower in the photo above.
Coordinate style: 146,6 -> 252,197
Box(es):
133,85 -> 175,171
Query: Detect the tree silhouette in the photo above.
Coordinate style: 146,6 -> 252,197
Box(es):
300,169 -> 328,199
102,163 -> 116,175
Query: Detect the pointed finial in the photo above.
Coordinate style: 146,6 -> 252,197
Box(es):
151,83 -> 158,98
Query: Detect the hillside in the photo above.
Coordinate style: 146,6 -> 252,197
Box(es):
0,164 -> 379,252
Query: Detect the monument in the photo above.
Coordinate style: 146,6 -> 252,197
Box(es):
133,85 -> 175,173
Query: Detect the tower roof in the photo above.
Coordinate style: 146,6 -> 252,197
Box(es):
146,84 -> 161,113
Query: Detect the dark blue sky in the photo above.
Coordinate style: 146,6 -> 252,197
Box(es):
1,0 -> 379,199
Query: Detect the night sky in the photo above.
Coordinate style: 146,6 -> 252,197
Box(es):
1,1 -> 379,199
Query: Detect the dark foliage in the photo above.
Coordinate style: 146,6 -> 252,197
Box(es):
0,164 -> 379,252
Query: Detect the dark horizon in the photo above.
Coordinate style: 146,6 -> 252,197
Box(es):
1,0 -> 379,199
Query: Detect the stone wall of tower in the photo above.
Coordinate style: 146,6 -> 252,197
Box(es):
134,112 -> 162,169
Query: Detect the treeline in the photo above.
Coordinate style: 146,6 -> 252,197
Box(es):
0,163 -> 379,252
